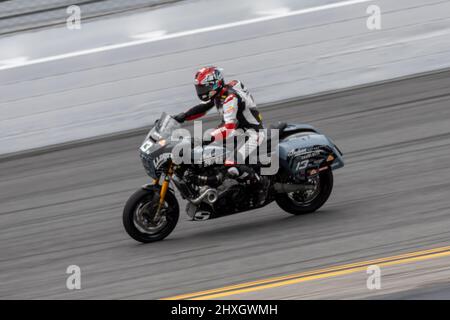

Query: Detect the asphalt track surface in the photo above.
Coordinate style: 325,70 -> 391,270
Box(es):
1,69 -> 450,299
213,251 -> 450,300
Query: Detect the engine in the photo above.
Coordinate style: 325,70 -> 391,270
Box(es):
173,165 -> 251,220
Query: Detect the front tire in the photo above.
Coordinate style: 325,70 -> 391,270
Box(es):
275,170 -> 334,215
123,186 -> 179,243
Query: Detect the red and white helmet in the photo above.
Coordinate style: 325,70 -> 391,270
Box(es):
194,66 -> 224,101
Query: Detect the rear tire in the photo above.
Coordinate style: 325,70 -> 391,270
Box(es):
123,187 -> 179,243
275,170 -> 334,215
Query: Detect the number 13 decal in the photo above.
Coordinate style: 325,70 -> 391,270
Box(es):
296,160 -> 309,171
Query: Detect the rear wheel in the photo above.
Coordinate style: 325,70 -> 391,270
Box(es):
275,170 -> 333,215
123,186 -> 179,243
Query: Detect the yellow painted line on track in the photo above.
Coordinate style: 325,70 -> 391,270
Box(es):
162,245 -> 450,300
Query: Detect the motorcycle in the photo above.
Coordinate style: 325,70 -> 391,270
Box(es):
123,113 -> 344,243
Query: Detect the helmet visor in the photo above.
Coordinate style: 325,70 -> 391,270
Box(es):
195,84 -> 213,101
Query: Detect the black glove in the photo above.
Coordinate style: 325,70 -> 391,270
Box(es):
173,112 -> 186,123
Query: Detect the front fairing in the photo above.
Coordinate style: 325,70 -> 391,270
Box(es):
140,141 -> 174,179
139,113 -> 180,178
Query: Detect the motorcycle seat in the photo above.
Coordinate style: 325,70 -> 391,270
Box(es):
269,122 -> 288,132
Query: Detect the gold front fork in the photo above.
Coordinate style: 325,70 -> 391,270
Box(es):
158,162 -> 174,210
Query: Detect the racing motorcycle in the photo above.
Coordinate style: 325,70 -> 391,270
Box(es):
123,113 -> 344,243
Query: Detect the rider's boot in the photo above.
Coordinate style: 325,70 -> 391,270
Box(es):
227,165 -> 270,205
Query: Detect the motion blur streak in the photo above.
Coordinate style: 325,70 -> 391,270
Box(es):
1,0 -> 449,155
0,0 -> 374,71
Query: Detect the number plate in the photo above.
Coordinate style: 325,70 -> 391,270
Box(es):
140,139 -> 154,154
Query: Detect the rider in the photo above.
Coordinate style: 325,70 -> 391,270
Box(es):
174,66 -> 269,204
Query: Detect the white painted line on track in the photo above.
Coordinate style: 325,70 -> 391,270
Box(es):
0,0 -> 374,71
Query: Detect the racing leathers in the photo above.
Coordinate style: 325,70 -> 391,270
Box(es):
182,80 -> 264,161
179,80 -> 269,204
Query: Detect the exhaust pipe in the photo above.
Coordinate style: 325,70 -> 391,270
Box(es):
190,188 -> 218,205
274,183 -> 316,193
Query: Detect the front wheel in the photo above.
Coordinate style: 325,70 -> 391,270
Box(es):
123,186 -> 179,243
275,170 -> 334,215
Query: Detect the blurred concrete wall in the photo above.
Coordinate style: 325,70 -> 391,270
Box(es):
1,0 -> 449,156
0,0 -> 185,35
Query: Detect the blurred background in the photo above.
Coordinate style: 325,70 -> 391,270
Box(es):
1,0 -> 450,155
1,0 -> 450,300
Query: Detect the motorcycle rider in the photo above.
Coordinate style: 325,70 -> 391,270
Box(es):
174,66 -> 269,204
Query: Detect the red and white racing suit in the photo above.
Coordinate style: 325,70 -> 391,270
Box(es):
184,80 -> 264,164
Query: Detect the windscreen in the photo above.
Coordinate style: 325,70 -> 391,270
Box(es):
155,113 -> 180,138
